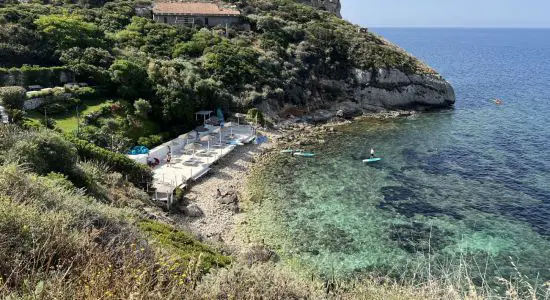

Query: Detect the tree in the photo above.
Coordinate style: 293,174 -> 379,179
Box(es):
0,86 -> 26,110
173,28 -> 222,58
114,17 -> 193,57
0,23 -> 47,67
35,14 -> 106,51
202,41 -> 264,89
147,59 -> 198,123
133,98 -> 152,118
109,59 -> 150,100
60,47 -> 114,84
61,47 -> 114,68
246,108 -> 265,125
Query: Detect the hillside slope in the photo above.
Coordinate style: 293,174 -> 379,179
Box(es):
0,0 -> 454,127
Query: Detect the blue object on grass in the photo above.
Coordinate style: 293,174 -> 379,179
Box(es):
128,146 -> 149,155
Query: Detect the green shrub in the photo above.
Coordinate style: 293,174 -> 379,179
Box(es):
4,129 -> 78,176
40,102 -> 67,114
5,108 -> 25,124
40,117 -> 57,129
71,86 -> 98,100
133,98 -> 152,118
138,220 -> 231,272
64,134 -> 153,187
246,107 -> 265,125
0,86 -> 26,110
137,133 -> 167,148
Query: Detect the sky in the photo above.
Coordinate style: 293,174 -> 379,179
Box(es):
341,0 -> 550,28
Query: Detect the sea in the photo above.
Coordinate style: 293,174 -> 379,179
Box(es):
245,29 -> 550,284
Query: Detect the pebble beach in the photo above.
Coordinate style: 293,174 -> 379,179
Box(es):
171,134 -> 275,250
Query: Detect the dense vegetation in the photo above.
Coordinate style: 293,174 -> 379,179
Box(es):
4,1 -> 542,299
0,0 -> 433,151
0,125 -> 230,298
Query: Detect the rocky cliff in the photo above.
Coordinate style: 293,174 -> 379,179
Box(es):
350,68 -> 455,111
253,1 -> 455,122
260,67 -> 455,122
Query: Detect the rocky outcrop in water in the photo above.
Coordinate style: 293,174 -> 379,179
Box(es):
263,67 -> 455,123
351,68 -> 455,111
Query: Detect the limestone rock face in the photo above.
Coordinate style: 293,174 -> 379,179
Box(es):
351,68 -> 456,110
263,67 -> 455,121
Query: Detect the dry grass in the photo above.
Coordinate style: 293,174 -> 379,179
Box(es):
190,259 -> 549,300
0,164 -> 222,299
0,141 -> 548,299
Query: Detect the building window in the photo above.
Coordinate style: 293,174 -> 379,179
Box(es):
205,17 -> 209,25
163,17 -> 167,23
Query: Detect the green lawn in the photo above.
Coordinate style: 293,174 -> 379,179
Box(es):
27,99 -> 113,133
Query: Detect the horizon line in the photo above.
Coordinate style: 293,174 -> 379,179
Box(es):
365,26 -> 550,29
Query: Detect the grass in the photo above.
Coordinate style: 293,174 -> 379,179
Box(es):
27,98 -> 113,133
0,162 -> 224,299
138,220 -> 232,272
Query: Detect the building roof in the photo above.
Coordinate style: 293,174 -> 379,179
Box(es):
153,2 -> 240,16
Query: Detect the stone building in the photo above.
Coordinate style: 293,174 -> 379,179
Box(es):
152,2 -> 241,27
297,0 -> 342,18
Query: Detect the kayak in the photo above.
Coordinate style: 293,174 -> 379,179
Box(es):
363,158 -> 382,163
294,152 -> 316,157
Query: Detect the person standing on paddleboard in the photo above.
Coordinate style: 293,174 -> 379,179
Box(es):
370,148 -> 375,158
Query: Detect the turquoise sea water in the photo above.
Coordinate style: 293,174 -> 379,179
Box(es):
247,29 -> 550,283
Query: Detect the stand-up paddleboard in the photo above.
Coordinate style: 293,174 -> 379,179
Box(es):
363,157 -> 382,163
281,149 -> 304,153
294,152 -> 316,157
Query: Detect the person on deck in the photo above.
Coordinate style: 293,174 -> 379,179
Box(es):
166,147 -> 172,166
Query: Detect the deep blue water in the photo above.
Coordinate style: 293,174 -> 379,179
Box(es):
247,29 -> 550,283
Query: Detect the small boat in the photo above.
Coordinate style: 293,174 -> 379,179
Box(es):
493,98 -> 503,105
363,157 -> 382,163
293,152 -> 316,157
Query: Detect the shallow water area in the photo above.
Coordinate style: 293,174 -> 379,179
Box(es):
245,29 -> 550,282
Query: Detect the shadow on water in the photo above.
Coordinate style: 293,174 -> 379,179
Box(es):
399,147 -> 550,237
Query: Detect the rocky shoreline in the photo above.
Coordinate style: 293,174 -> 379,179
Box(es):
168,132 -> 278,253
162,109 -> 424,257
